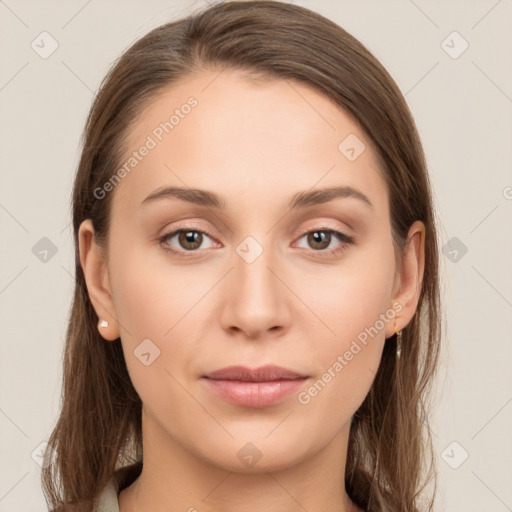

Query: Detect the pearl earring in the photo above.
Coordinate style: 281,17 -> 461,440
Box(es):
100,319 -> 109,328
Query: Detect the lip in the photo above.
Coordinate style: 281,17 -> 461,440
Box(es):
202,365 -> 309,408
203,364 -> 307,381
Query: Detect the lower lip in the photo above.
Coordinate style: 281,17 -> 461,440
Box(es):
202,377 -> 308,408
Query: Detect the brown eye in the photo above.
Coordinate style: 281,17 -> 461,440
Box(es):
296,228 -> 355,257
307,231 -> 332,250
177,230 -> 203,250
160,228 -> 217,255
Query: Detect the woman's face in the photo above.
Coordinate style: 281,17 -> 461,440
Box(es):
80,69 -> 423,473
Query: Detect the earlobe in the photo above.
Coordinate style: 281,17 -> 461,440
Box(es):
385,220 -> 426,338
78,219 -> 120,341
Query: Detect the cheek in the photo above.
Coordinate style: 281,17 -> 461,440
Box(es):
294,280 -> 391,437
293,243 -> 395,415
109,243 -> 208,340
297,239 -> 395,347
107,244 -> 215,394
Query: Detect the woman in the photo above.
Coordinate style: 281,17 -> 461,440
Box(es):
42,1 -> 442,511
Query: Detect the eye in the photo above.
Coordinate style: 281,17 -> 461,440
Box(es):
159,228 -> 218,256
295,228 -> 355,257
158,226 -> 355,258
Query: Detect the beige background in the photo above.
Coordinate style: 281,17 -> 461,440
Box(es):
1,1 -> 511,511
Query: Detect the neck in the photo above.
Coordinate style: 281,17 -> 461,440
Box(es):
118,413 -> 362,512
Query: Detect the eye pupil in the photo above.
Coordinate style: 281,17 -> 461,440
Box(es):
179,230 -> 202,250
308,231 -> 330,250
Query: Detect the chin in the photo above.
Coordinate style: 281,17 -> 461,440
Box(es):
194,431 -> 316,474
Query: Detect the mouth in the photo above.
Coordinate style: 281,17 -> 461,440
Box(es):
202,365 -> 309,408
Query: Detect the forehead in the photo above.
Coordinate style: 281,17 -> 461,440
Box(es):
110,68 -> 387,216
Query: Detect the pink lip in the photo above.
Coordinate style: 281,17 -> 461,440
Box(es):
202,365 -> 309,408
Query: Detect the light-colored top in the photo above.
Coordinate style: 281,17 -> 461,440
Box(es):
93,462 -> 142,512
94,474 -> 121,512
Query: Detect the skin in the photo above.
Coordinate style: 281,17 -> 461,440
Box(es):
79,68 -> 425,512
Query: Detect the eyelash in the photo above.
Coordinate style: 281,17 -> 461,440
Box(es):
158,226 -> 355,258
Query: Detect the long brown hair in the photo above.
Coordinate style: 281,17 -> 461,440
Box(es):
42,1 -> 442,510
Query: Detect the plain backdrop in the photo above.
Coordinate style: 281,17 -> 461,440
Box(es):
1,1 -> 511,511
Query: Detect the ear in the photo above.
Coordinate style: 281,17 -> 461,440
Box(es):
385,220 -> 426,338
78,219 -> 120,341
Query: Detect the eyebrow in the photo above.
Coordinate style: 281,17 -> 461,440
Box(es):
140,185 -> 373,210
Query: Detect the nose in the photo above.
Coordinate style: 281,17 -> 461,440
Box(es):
219,244 -> 292,339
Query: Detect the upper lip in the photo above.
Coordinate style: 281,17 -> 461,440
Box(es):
203,365 -> 308,382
